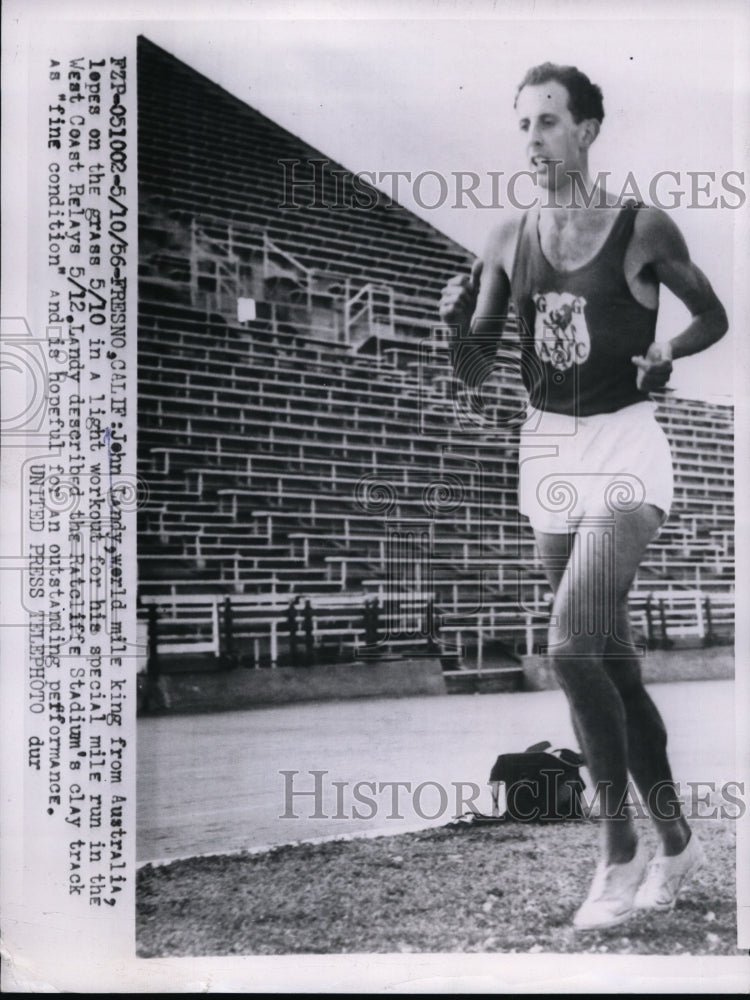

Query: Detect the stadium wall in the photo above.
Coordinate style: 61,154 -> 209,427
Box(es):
139,644 -> 732,714
146,657 -> 447,713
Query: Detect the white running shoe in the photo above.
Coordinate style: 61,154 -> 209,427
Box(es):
633,833 -> 704,912
572,839 -> 649,931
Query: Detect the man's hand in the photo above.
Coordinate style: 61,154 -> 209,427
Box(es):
631,342 -> 673,392
439,259 -> 483,327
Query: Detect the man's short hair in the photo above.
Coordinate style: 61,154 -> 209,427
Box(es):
514,63 -> 605,124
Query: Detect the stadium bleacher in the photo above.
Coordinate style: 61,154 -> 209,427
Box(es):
137,37 -> 734,673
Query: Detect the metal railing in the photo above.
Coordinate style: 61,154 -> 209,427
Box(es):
344,282 -> 395,347
137,587 -> 733,678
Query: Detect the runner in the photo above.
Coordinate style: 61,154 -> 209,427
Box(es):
439,62 -> 728,930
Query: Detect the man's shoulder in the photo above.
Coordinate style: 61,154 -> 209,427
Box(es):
485,212 -> 525,248
631,202 -> 686,252
482,211 -> 527,272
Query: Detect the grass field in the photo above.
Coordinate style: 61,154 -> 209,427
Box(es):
137,812 -> 740,957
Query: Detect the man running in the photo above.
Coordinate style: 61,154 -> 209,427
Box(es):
439,63 -> 728,930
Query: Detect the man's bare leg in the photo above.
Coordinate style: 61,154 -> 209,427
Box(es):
535,528 -> 692,855
602,603 -> 691,856
535,504 -> 665,865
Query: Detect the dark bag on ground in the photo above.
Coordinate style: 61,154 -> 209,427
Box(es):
472,741 -> 586,823
491,740 -> 586,821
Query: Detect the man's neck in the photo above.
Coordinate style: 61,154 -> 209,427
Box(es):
540,173 -> 618,226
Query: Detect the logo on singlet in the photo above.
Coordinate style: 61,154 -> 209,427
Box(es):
532,292 -> 590,371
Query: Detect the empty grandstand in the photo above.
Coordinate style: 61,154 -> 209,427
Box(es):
136,37 -> 734,685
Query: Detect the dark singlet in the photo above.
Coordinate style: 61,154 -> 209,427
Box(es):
510,201 -> 657,416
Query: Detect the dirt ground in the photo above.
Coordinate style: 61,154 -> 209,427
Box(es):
137,813 -> 740,958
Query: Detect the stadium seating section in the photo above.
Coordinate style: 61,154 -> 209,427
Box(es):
137,37 -> 734,668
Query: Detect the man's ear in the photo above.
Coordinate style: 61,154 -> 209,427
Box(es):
579,119 -> 600,149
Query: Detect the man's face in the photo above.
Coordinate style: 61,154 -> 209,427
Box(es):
515,80 -> 590,189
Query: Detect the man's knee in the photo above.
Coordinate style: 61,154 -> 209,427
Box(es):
601,661 -> 650,713
548,640 -> 604,688
547,607 -> 609,659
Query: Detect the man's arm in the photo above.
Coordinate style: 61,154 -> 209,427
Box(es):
631,209 -> 729,391
439,221 -> 515,388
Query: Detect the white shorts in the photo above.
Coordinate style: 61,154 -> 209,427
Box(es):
518,401 -> 674,534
